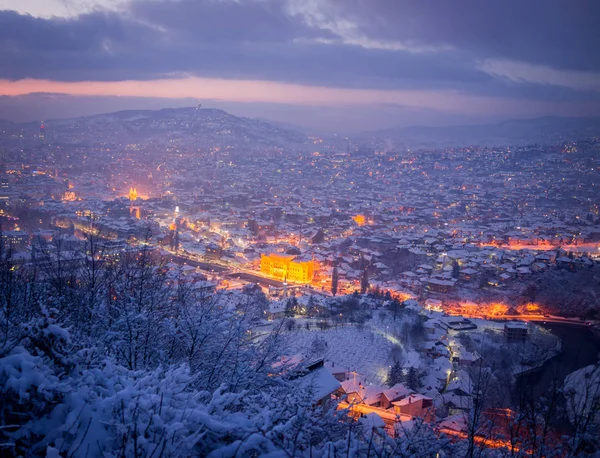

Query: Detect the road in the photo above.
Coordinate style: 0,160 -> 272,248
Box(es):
227,271 -> 286,288
486,314 -> 595,327
168,253 -> 230,273
337,401 -> 412,423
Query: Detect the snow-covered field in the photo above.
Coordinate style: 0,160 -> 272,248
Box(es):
282,325 -> 398,385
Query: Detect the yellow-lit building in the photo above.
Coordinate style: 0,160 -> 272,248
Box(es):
260,254 -> 315,283
352,214 -> 366,226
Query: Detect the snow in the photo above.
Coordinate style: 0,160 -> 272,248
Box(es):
283,326 -> 398,384
295,366 -> 341,403
0,347 -> 58,401
564,364 -> 600,423
383,384 -> 411,402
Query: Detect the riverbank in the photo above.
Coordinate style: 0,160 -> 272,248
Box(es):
523,323 -> 600,397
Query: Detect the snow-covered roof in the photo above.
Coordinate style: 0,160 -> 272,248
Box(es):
296,366 -> 341,403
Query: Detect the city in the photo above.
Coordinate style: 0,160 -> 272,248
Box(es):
1,1 -> 600,457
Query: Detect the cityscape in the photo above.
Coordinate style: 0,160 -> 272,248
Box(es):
1,1 -> 600,457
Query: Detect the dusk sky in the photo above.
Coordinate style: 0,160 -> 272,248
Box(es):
1,0 -> 599,131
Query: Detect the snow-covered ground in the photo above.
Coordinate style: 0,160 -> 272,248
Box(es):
282,325 -> 398,385
564,364 -> 600,423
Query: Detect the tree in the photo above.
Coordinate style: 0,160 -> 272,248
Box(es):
331,263 -> 339,296
310,336 -> 328,357
388,298 -> 402,321
406,366 -> 421,391
360,267 -> 369,295
452,260 -> 460,279
285,299 -> 295,317
387,361 -> 404,387
307,295 -> 318,316
523,283 -> 537,302
478,270 -> 491,289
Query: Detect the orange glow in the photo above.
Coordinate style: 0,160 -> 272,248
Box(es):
518,302 -> 541,314
478,240 -> 598,252
488,302 -> 509,316
444,300 -> 552,319
352,215 -> 366,226
129,187 -> 138,201
62,191 -> 76,201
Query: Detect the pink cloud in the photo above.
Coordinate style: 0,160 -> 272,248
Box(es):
1,77 -> 598,117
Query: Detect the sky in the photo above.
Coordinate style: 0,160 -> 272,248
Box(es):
0,0 -> 599,131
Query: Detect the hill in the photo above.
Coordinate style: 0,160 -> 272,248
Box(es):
4,107 -> 311,151
362,116 -> 600,148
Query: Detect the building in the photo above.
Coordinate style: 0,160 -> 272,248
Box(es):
0,230 -> 28,250
129,187 -> 138,201
392,394 -> 435,422
205,242 -> 222,260
260,253 -> 316,283
504,322 -> 528,342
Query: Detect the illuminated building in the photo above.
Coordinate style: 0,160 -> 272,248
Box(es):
39,121 -> 45,142
206,243 -> 223,260
129,187 -> 138,201
260,253 -> 315,283
352,215 -> 366,226
62,191 -> 76,201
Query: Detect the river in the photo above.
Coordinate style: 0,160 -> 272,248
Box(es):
524,323 -> 600,397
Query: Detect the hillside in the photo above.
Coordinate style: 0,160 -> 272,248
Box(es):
361,116 -> 600,149
3,107 -> 311,151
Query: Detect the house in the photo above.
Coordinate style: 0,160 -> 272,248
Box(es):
424,299 -> 443,312
439,317 -> 477,332
324,361 -> 347,382
438,413 -> 469,434
441,376 -> 474,415
293,358 -> 341,407
450,347 -> 482,366
392,394 -> 435,422
266,300 -> 286,320
340,375 -> 367,404
424,278 -> 455,293
381,383 -> 411,409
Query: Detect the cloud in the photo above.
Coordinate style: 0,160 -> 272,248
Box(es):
0,0 -> 599,122
284,0 -> 450,54
0,0 -> 129,18
479,59 -> 600,93
0,8 -> 485,89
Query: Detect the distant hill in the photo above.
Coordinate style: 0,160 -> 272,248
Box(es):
4,107 -> 311,150
4,108 -> 600,151
0,119 -> 15,130
362,116 -> 600,148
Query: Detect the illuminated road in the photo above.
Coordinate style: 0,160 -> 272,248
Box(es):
477,242 -> 600,253
449,311 -> 596,327
337,401 -> 412,423
437,428 -> 522,451
168,253 -> 229,273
